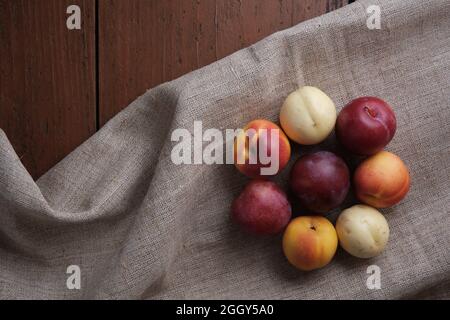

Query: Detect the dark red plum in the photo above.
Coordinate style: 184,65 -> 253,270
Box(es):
290,151 -> 350,214
231,180 -> 292,235
336,97 -> 396,155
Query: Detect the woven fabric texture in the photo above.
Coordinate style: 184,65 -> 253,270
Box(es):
0,0 -> 449,299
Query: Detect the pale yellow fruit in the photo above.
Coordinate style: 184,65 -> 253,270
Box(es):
280,86 -> 336,145
336,204 -> 390,259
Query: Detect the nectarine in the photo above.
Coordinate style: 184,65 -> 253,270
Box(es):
234,119 -> 291,178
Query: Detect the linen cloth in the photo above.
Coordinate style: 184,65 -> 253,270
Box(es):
0,0 -> 449,299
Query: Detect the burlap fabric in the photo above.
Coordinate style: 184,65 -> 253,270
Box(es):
0,0 -> 449,299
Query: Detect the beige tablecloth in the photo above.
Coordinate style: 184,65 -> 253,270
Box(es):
0,0 -> 449,299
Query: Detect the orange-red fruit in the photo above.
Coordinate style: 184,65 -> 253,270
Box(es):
234,119 -> 291,178
354,151 -> 410,208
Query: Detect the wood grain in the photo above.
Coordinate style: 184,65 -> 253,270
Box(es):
1,0 -> 348,178
98,0 -> 348,125
0,0 -> 96,179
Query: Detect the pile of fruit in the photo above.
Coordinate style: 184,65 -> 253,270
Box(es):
231,86 -> 410,271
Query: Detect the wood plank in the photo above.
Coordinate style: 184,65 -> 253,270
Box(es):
215,0 -> 293,58
98,0 -> 348,126
99,0 -> 163,124
98,0 -> 218,125
292,0 -> 349,24
0,0 -> 96,179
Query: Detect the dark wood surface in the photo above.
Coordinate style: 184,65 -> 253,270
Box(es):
0,0 -> 348,179
98,0 -> 349,125
0,0 -> 96,178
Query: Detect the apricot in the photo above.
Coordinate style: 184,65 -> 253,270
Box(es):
282,216 -> 338,271
354,151 -> 410,208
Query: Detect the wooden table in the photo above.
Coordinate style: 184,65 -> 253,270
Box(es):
0,0 -> 349,179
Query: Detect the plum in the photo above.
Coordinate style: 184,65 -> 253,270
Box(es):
336,97 -> 396,155
231,180 -> 292,235
290,151 -> 350,214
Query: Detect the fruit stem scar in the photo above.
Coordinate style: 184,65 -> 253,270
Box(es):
364,106 -> 378,118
